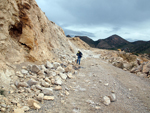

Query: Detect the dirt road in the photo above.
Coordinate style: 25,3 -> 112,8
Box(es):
30,56 -> 150,113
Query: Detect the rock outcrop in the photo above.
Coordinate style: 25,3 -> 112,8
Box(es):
0,0 -> 76,69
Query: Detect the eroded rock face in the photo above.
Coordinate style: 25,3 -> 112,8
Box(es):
0,0 -> 74,68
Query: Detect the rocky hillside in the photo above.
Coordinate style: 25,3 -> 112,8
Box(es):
0,0 -> 150,113
0,0 -> 79,70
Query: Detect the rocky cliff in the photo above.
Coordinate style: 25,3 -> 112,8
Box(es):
0,0 -> 76,69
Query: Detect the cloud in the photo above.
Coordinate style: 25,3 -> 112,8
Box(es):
35,0 -> 150,41
63,28 -> 96,38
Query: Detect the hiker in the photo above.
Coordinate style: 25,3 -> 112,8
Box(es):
76,50 -> 82,65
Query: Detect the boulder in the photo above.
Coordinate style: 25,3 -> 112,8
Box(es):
45,61 -> 53,69
108,93 -> 116,102
67,73 -> 73,79
45,77 -> 51,83
55,76 -> 63,85
27,79 -> 38,87
56,66 -> 65,73
112,62 -> 123,69
123,63 -> 132,70
137,72 -> 147,78
54,86 -> 62,90
21,106 -> 30,112
103,96 -> 111,106
53,62 -> 60,69
130,65 -> 142,73
42,88 -> 53,95
41,80 -> 50,87
59,73 -> 67,80
46,71 -> 56,77
35,85 -> 43,90
37,93 -> 44,101
12,108 -> 24,113
65,65 -> 73,73
31,65 -> 41,73
27,99 -> 41,109
142,61 -> 150,73
15,81 -> 28,88
21,69 -> 28,75
16,71 -> 24,78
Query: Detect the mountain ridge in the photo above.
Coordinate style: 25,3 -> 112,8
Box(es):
74,35 -> 150,54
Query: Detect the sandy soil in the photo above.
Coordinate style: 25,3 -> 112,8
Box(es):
29,52 -> 150,113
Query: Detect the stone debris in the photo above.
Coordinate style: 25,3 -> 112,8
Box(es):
27,79 -> 38,86
0,59 -> 76,112
59,73 -> 67,80
43,96 -> 55,100
55,76 -> 63,85
12,108 -> 24,113
108,93 -> 116,102
100,51 -> 150,78
27,99 -> 41,109
67,73 -> 74,79
103,96 -> 111,106
54,86 -> 62,90
42,88 -> 53,95
104,83 -> 109,86
37,93 -> 44,101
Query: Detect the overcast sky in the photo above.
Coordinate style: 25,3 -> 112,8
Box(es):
35,0 -> 150,42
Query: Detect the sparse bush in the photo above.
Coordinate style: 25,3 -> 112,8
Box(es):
0,89 -> 5,96
118,53 -> 137,62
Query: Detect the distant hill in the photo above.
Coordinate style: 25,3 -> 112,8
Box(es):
96,35 -> 130,49
75,36 -> 96,48
75,35 -> 150,54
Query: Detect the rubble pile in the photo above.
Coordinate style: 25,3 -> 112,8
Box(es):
100,50 -> 150,78
0,61 -> 77,112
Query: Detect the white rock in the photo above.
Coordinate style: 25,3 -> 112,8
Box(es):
108,93 -> 116,102
1,108 -> 6,112
21,106 -> 30,112
43,96 -> 54,100
103,96 -> 111,106
27,99 -> 41,109
45,77 -> 51,83
53,62 -> 60,69
42,88 -> 53,95
65,90 -> 69,96
45,61 -> 53,69
37,93 -> 44,101
54,86 -> 62,90
21,69 -> 28,74
59,73 -> 67,80
12,108 -> 24,113
35,85 -> 43,90
104,83 -> 109,86
16,71 -> 24,78
67,73 -> 73,79
55,76 -> 63,85
46,71 -> 56,77
40,65 -> 47,71
41,80 -> 50,87
56,66 -> 65,73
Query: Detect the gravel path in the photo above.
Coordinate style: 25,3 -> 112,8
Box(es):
29,56 -> 150,113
